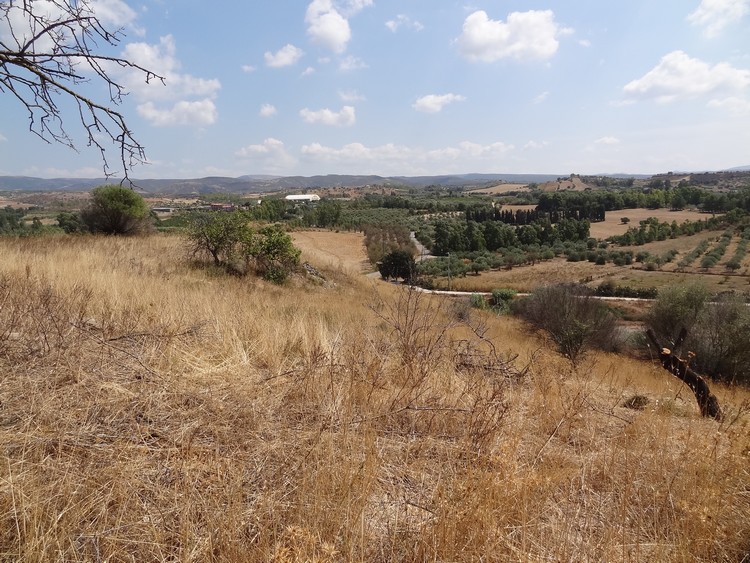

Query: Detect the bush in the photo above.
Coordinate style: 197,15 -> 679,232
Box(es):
491,288 -> 516,314
646,284 -> 750,383
80,185 -> 151,235
186,211 -> 300,282
514,284 -> 620,364
378,250 -> 417,282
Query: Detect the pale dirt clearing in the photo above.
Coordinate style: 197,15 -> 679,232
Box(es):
590,208 -> 708,238
467,183 -> 529,194
292,230 -> 370,274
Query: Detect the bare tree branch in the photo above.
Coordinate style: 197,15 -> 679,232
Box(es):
0,0 -> 163,182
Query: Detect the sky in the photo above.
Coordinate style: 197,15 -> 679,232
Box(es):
1,0 -> 749,179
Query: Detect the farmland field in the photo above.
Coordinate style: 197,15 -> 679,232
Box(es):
466,183 -> 529,194
590,208 -> 709,238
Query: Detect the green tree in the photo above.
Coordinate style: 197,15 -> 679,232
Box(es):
80,185 -> 151,235
186,210 -> 253,268
253,224 -> 301,283
186,212 -> 300,282
56,212 -> 87,234
378,250 -> 417,282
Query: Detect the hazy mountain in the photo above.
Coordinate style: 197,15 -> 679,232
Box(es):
0,173 -> 569,194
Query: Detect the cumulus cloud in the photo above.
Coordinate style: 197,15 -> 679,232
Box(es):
413,93 -> 466,113
137,100 -> 218,127
339,89 -> 366,102
241,64 -> 256,73
305,0 -> 372,53
339,55 -> 367,71
265,44 -> 305,68
235,138 -> 296,174
456,10 -> 569,62
300,106 -> 356,126
300,140 -> 514,174
385,14 -> 424,33
623,50 -> 750,103
532,91 -> 549,104
118,35 -> 220,127
301,66 -> 316,76
1,0 -> 139,52
524,140 -> 548,150
260,104 -> 277,117
595,136 -> 620,145
708,96 -> 750,114
688,0 -> 749,37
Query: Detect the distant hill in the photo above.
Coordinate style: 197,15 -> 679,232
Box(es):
0,173 -> 563,194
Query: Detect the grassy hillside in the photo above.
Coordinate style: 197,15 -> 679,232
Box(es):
0,234 -> 748,561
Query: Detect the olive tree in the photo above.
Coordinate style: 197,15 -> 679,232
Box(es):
80,184 -> 151,234
186,211 -> 300,283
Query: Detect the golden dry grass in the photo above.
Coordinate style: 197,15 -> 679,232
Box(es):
0,234 -> 748,562
590,209 -> 710,239
292,229 -> 370,274
466,183 -> 529,195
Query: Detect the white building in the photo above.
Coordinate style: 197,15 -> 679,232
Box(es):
284,194 -> 320,202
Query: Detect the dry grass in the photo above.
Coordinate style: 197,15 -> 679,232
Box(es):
466,183 -> 529,195
590,209 -> 710,239
292,230 -> 370,274
0,234 -> 748,562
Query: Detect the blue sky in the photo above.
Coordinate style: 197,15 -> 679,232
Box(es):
1,0 -> 749,178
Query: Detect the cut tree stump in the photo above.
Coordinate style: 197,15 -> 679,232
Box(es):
646,329 -> 723,420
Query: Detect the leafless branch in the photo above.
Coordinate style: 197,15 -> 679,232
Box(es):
0,0 -> 163,182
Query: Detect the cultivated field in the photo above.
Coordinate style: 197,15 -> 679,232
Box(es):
466,183 -> 529,195
0,233 -> 748,561
292,229 -> 370,274
590,208 -> 709,238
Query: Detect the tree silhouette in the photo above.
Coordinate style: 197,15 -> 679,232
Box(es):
0,1 -> 162,180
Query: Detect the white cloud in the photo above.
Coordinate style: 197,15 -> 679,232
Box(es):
118,35 -> 220,127
260,104 -> 277,117
385,14 -> 424,33
305,0 -> 372,54
623,50 -> 750,103
241,64 -> 256,73
339,89 -> 366,102
121,36 -> 221,101
137,100 -> 217,127
90,0 -> 138,28
0,133 -> 7,142
264,44 -> 305,68
524,140 -> 548,150
339,55 -> 367,71
235,138 -> 296,174
0,0 -> 139,51
301,140 -> 515,174
301,66 -> 316,76
595,136 -> 620,145
300,105 -> 356,126
305,0 -> 352,54
688,0 -> 749,37
578,39 -> 591,48
708,96 -> 750,114
236,137 -> 285,156
456,10 -> 569,63
533,91 -> 549,104
413,93 -> 466,113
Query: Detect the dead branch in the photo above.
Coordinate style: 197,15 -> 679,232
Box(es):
646,329 -> 723,420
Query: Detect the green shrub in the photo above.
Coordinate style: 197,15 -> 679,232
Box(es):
80,185 -> 151,235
